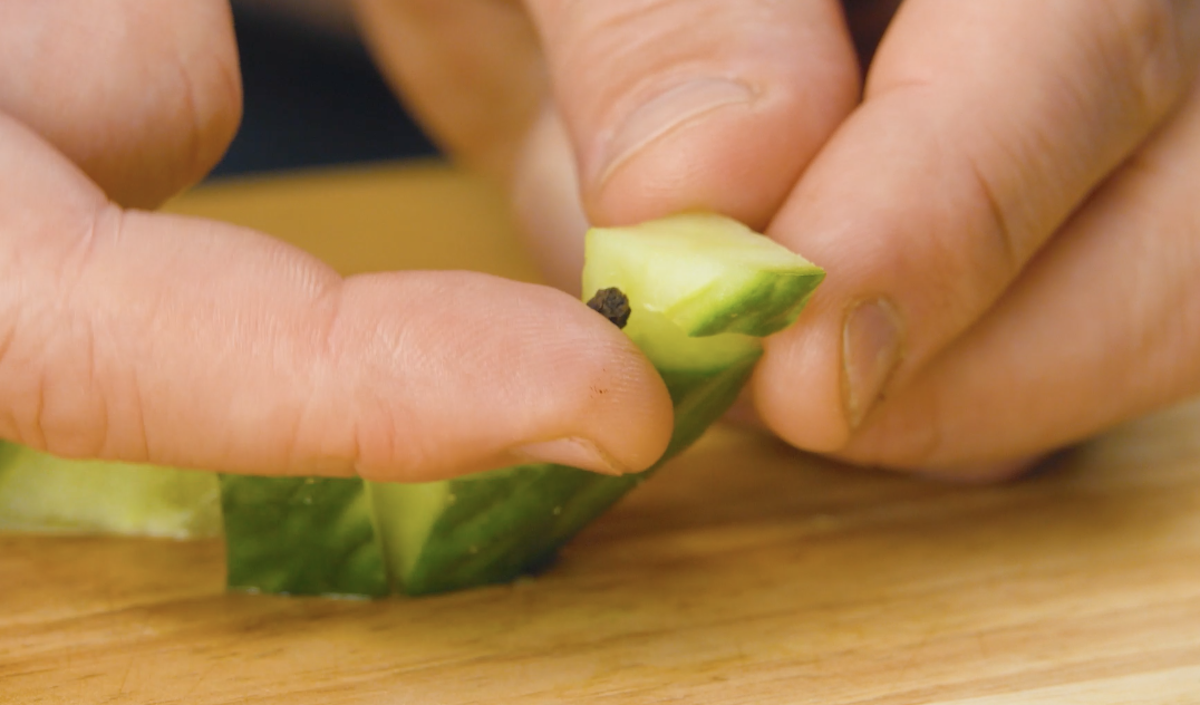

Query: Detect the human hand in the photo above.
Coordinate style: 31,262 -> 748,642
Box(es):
357,0 -> 1200,480
0,1 -> 673,481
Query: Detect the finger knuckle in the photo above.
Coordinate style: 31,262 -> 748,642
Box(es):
548,0 -> 748,113
1,205 -> 101,455
43,208 -> 139,460
296,284 -> 423,480
0,287 -> 109,459
1097,0 -> 1189,119
552,0 -> 681,74
961,145 -> 1023,279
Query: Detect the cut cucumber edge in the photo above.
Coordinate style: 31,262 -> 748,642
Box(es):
584,213 -> 824,338
0,443 -> 221,539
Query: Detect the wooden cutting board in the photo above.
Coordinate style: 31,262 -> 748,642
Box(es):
4,162 -> 1199,704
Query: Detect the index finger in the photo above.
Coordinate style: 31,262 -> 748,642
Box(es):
0,115 -> 673,481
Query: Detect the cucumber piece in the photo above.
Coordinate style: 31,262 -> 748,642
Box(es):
220,475 -> 388,597
370,213 -> 823,595
371,350 -> 759,595
584,213 -> 824,337
0,441 -> 220,539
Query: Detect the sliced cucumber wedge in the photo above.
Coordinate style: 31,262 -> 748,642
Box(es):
584,213 -> 824,337
368,213 -> 823,595
0,442 -> 220,539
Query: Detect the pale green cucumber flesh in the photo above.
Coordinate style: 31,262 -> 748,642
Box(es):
0,442 -> 220,539
220,475 -> 388,597
584,213 -> 824,337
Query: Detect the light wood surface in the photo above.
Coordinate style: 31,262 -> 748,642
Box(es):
4,162 -> 1199,704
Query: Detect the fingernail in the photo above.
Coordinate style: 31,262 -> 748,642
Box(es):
511,437 -> 627,476
595,78 -> 754,186
842,297 -> 904,430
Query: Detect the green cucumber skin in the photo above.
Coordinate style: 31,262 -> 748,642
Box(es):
674,270 -> 825,338
372,349 -> 760,596
220,475 -> 388,597
374,464 -> 622,595
0,442 -> 18,469
658,347 -> 761,458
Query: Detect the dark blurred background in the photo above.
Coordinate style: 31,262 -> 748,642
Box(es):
209,1 -> 441,179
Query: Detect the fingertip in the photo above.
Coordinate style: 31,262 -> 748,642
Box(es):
753,304 -> 853,454
336,275 -> 675,481
539,288 -> 676,472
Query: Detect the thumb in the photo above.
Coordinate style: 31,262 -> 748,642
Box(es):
0,114 -> 673,481
524,0 -> 861,228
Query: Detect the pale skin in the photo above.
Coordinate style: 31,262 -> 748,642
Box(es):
2,1 -> 1198,484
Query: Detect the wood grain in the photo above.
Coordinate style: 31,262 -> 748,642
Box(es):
3,163 -> 1199,704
